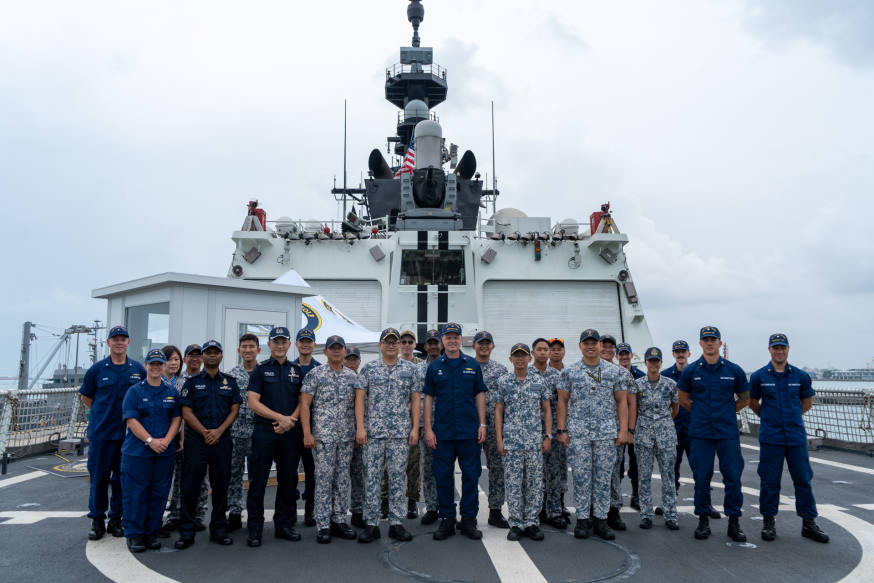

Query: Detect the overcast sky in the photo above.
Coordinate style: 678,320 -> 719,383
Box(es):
1,0 -> 873,377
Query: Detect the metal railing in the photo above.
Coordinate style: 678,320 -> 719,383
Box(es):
0,388 -> 87,471
386,62 -> 447,79
739,389 -> 874,452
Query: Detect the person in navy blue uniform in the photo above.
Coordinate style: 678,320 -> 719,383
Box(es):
663,340 -> 721,520
78,325 -> 146,541
423,322 -> 488,541
174,340 -> 241,549
749,334 -> 829,543
677,326 -> 750,542
293,327 -> 319,527
120,349 -> 181,553
245,326 -> 305,547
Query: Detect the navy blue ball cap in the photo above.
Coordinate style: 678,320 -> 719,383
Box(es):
580,329 -> 600,342
616,342 -> 632,354
345,346 -> 361,359
768,333 -> 789,347
108,325 -> 129,339
202,339 -> 223,353
145,348 -> 167,364
645,347 -> 663,361
184,344 -> 202,356
294,328 -> 315,341
700,326 -> 721,340
473,331 -> 494,344
442,322 -> 462,336
510,342 -> 531,356
424,329 -> 441,342
599,334 -> 616,346
326,335 -> 346,349
672,340 -> 690,352
380,327 -> 400,341
268,326 -> 290,340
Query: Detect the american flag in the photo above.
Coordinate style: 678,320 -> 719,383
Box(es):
394,134 -> 416,177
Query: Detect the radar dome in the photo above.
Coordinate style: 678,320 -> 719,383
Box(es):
404,99 -> 429,122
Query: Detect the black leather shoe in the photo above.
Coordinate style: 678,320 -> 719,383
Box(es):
351,512 -> 367,529
802,518 -> 829,543
275,526 -> 301,542
106,517 -> 124,537
330,522 -> 357,540
209,533 -> 234,545
694,516 -> 711,540
227,513 -> 242,533
145,534 -> 161,550
507,526 -> 523,541
407,499 -> 419,519
433,518 -> 456,540
421,510 -> 439,525
728,516 -> 747,542
574,518 -> 590,539
127,535 -> 146,553
524,525 -> 544,541
761,516 -> 776,541
546,515 -> 568,530
88,518 -> 106,541
358,525 -> 381,543
459,517 -> 482,540
195,520 -> 206,532
316,528 -> 332,544
174,537 -> 195,550
593,518 -> 615,540
665,519 -> 679,530
639,517 -> 653,530
607,507 -> 626,531
488,509 -> 509,529
709,508 -> 722,519
389,524 -> 413,542
247,531 -> 262,547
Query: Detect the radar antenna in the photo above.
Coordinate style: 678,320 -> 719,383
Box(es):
408,1 -> 424,47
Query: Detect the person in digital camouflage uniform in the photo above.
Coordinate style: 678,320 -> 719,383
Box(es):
225,334 -> 259,532
531,338 -> 566,529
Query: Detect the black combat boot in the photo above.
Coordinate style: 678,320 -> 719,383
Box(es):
593,518 -> 615,540
801,518 -> 829,543
88,518 -> 106,541
573,518 -> 590,539
727,516 -> 746,542
389,524 -> 413,541
316,528 -> 331,544
761,516 -> 776,541
524,525 -> 544,541
459,517 -> 483,540
106,517 -> 124,537
127,535 -> 146,553
694,516 -> 711,540
330,521 -> 357,540
546,514 -> 568,529
145,534 -> 162,550
639,517 -> 653,529
227,513 -> 242,533
433,517 -> 456,540
421,509 -> 439,525
357,525 -> 381,543
507,526 -> 523,541
606,506 -> 626,531
407,499 -> 419,519
488,508 -> 509,528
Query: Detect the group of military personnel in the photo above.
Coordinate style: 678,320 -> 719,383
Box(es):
78,321 -> 830,553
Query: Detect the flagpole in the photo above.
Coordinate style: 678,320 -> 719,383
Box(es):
342,99 -> 348,220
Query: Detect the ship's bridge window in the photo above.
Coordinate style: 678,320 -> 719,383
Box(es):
400,249 -> 465,286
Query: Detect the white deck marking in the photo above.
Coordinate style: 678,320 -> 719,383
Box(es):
819,505 -> 874,583
0,510 -> 87,524
0,470 -> 47,489
454,469 -> 548,583
853,504 -> 874,511
86,537 -> 180,583
740,444 -> 874,476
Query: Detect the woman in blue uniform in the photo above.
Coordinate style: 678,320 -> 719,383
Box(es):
121,349 -> 182,553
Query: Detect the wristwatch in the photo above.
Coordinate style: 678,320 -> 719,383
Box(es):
543,433 -> 553,440
145,436 -> 153,445
479,423 -> 487,428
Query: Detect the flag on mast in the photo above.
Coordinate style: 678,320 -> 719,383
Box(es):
394,133 -> 416,177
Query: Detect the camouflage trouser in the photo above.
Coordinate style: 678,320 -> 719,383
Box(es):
379,443 -> 420,503
543,439 -> 566,517
483,406 -> 505,509
636,441 -> 678,521
350,445 -> 365,514
166,448 -> 208,521
314,440 -> 354,531
505,449 -> 543,529
365,438 -> 409,526
569,438 -> 616,520
610,444 -> 627,509
418,427 -> 437,511
227,434 -> 251,515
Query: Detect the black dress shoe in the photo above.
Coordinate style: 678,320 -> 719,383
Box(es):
487,509 -> 509,529
106,517 -> 124,537
407,499 -> 419,519
727,516 -> 747,542
330,522 -> 357,540
88,518 -> 106,541
607,507 -> 626,531
227,513 -> 242,532
174,537 -> 195,550
639,517 -> 653,529
801,518 -> 829,543
573,518 -> 590,539
459,517 -> 482,540
546,515 -> 568,530
593,518 -> 615,540
145,534 -> 162,550
389,524 -> 412,542
351,512 -> 367,529
524,525 -> 544,541
275,526 -> 301,541
316,528 -> 332,544
421,510 -> 439,525
761,516 -> 776,541
195,520 -> 206,532
694,516 -> 711,540
507,526 -> 522,541
665,520 -> 679,530
210,533 -> 234,545
127,536 -> 146,553
358,525 -> 381,543
433,517 -> 456,540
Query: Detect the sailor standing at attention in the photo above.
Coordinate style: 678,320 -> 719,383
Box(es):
473,330 -> 511,529
78,325 -> 146,541
119,349 -> 181,553
530,338 -> 566,529
399,330 -> 424,519
175,340 -> 240,549
301,335 -> 360,544
356,328 -> 421,543
293,328 -> 320,527
557,329 -> 631,541
749,334 -> 829,543
631,347 -> 680,530
417,329 -> 443,525
225,333 -> 259,533
678,326 -> 749,542
547,337 -> 571,521
606,343 -> 641,530
345,346 -> 368,530
423,322 -> 488,541
495,343 -> 553,541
